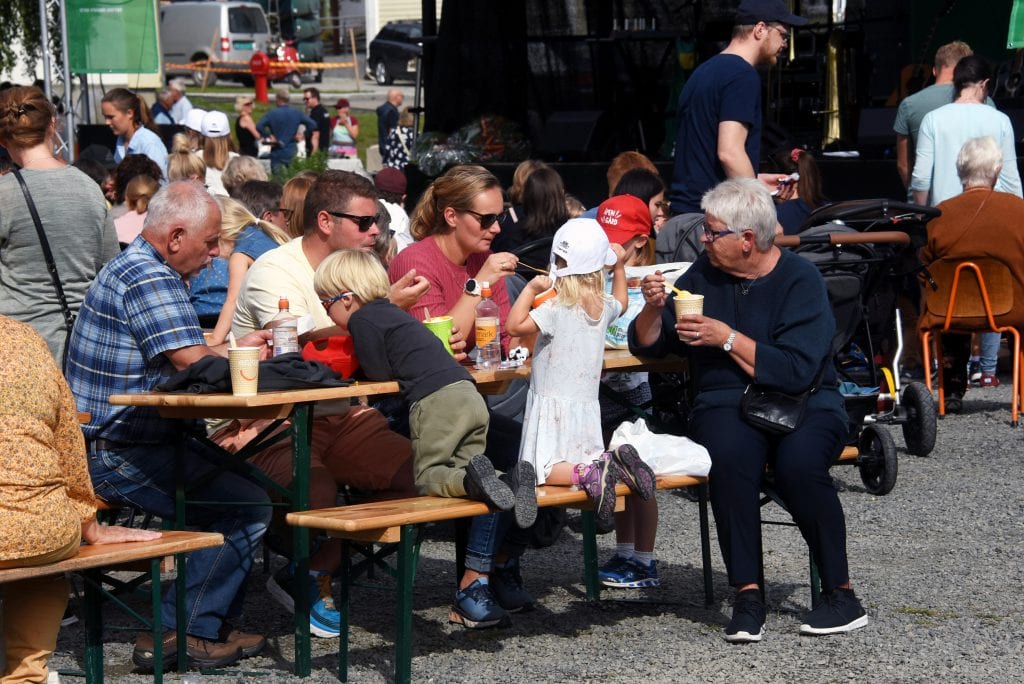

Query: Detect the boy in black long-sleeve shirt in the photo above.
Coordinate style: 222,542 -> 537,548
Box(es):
313,249 -> 536,522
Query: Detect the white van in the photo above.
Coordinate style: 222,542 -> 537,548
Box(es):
160,1 -> 272,86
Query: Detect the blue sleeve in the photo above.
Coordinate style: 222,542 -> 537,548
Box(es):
235,227 -> 278,260
752,261 -> 834,392
123,273 -> 205,363
302,114 -> 317,130
347,313 -> 392,381
996,116 -> 1023,198
910,113 -> 935,192
256,115 -> 269,136
718,67 -> 761,127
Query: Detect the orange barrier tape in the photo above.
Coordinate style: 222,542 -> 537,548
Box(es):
165,60 -> 355,73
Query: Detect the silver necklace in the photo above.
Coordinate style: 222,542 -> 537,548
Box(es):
739,275 -> 759,295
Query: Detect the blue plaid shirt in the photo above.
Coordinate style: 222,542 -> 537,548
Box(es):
67,236 -> 206,443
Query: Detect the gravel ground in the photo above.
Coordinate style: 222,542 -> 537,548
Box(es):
51,379 -> 1024,683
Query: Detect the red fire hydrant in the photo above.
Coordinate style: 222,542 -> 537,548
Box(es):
250,51 -> 270,104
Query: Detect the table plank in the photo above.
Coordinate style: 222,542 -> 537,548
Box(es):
107,351 -> 681,416
0,530 -> 223,583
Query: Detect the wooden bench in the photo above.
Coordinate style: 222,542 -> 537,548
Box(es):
0,531 -> 223,684
288,474 -> 710,684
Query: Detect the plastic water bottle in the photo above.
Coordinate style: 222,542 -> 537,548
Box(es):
475,281 -> 501,369
270,295 -> 300,356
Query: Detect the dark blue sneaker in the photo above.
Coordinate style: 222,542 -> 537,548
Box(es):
490,558 -> 535,612
799,587 -> 868,635
449,579 -> 510,629
725,588 -> 765,643
599,558 -> 660,588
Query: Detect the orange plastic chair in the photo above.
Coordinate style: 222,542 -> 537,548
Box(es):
920,259 -> 1024,425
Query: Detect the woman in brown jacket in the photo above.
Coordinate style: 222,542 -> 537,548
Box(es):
918,136 -> 1024,411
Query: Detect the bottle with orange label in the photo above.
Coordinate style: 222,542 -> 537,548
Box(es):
474,280 -> 501,369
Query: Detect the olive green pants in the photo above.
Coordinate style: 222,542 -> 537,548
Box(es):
409,380 -> 490,497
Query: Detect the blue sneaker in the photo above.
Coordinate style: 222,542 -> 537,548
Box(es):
490,558 -> 535,612
599,558 -> 660,588
265,567 -> 342,638
449,579 -> 510,629
597,554 -> 633,584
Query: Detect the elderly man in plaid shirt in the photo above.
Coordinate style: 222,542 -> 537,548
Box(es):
66,181 -> 273,671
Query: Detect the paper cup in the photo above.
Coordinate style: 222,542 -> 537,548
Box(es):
228,347 -> 261,396
673,294 -> 704,319
423,316 -> 454,355
674,294 -> 704,344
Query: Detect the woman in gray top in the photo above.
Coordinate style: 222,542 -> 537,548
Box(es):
0,86 -> 119,364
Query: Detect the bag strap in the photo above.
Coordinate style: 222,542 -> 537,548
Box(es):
13,169 -> 76,337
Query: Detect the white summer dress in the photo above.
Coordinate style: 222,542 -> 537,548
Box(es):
518,297 -> 623,483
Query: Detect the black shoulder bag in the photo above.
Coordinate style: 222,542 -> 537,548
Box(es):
734,282 -> 828,435
13,169 -> 76,371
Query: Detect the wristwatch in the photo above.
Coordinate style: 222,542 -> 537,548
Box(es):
464,278 -> 482,297
723,330 -> 737,352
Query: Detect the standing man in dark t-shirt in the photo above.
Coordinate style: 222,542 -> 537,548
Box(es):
304,87 -> 331,156
376,88 -> 403,149
658,0 -> 807,263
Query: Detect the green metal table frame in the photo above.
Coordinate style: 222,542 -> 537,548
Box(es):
333,483 -> 713,684
172,403 -> 317,676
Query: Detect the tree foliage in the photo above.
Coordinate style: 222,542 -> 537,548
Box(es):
0,0 -> 60,80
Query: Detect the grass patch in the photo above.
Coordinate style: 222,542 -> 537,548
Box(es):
189,97 -> 379,169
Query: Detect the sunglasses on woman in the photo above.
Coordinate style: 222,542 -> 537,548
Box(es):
461,208 -> 506,229
325,211 -> 378,232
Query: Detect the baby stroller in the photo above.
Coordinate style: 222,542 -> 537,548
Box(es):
776,211 -> 939,495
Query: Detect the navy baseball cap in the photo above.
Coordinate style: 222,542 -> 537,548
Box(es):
735,0 -> 809,26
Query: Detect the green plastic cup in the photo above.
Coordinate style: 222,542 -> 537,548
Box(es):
423,315 -> 454,355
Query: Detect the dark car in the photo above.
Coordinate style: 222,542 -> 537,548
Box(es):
366,20 -> 423,85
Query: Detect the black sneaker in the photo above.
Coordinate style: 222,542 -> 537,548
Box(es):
724,588 -> 766,643
490,557 -> 535,612
799,587 -> 868,635
464,455 -> 515,511
499,461 -> 538,529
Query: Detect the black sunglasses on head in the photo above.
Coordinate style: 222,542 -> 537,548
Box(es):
325,211 -> 378,232
461,208 -> 506,229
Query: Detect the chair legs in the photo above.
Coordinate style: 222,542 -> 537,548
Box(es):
922,329 -> 1022,425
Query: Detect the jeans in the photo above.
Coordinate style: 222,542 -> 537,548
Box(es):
979,332 -> 1001,374
88,440 -> 272,640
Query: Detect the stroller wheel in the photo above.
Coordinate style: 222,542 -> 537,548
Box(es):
900,382 -> 937,457
857,425 -> 898,495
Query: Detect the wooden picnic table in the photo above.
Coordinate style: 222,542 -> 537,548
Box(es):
107,349 -> 686,677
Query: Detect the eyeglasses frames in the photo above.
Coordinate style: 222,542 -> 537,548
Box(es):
321,292 -> 354,312
325,211 -> 378,232
702,223 -> 741,243
766,23 -> 789,43
460,208 -> 506,229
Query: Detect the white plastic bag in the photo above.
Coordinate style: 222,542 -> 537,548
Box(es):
608,418 -> 711,477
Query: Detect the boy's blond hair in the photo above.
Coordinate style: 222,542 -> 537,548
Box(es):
314,249 -> 391,304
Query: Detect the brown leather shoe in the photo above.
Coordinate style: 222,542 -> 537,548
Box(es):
133,629 -> 242,671
219,625 -> 267,658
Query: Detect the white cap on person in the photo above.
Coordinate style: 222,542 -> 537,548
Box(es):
200,110 -> 230,137
184,108 -> 207,133
549,218 -> 617,278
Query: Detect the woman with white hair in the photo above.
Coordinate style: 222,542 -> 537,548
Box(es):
631,178 -> 867,643
918,136 -> 1024,406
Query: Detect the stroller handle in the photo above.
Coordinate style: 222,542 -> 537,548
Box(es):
775,230 -> 911,248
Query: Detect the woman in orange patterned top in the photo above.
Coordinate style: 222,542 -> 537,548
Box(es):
0,316 -> 159,683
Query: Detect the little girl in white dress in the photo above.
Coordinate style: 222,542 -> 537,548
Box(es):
507,218 -> 656,532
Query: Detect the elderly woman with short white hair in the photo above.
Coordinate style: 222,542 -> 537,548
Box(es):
918,135 -> 1024,405
630,177 -> 867,643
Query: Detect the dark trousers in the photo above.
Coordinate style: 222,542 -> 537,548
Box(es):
690,404 -> 851,593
